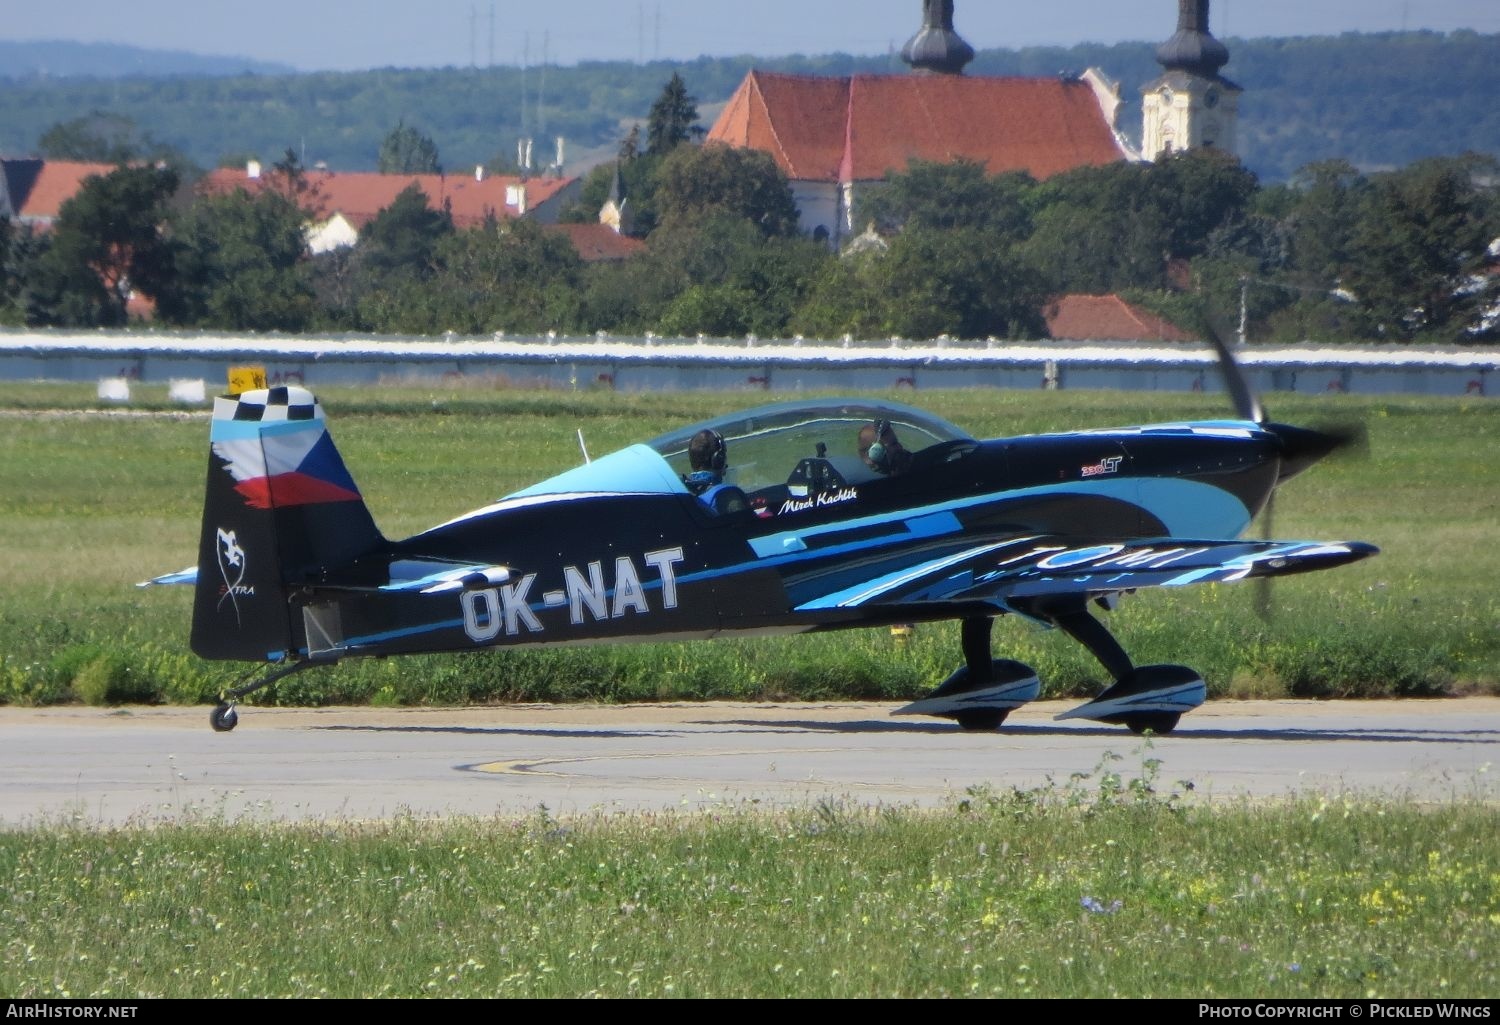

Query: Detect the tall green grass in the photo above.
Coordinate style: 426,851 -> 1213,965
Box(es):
1,383 -> 1495,707
1,760 -> 1495,998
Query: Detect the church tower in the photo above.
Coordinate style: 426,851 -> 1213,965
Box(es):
900,0 -> 974,76
1141,0 -> 1241,160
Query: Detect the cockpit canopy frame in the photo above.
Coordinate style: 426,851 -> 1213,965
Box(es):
647,397 -> 974,494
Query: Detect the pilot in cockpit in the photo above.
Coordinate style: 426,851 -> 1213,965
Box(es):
858,420 -> 913,476
685,429 -> 749,514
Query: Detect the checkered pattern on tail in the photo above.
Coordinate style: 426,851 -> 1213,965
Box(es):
214,386 -> 321,423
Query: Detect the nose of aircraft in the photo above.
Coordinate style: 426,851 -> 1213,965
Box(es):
1265,421 -> 1368,483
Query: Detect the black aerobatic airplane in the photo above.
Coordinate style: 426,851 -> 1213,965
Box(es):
147,341 -> 1375,734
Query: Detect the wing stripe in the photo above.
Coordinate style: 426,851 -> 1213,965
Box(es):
795,538 -> 1038,611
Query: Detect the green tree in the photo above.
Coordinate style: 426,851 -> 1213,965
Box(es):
171,187 -> 316,331
365,218 -> 582,335
1343,155 -> 1500,340
647,215 -> 829,337
30,164 -> 184,327
619,124 -> 642,161
37,111 -> 197,177
792,226 -> 1048,342
646,72 -> 699,156
788,251 -> 889,341
378,120 -> 442,175
1145,150 -> 1260,263
315,183 -> 455,329
858,160 -> 1035,242
1023,163 -> 1168,293
654,143 -> 800,237
264,148 -> 321,208
577,256 -> 664,332
1280,160 -> 1368,288
359,182 -> 454,284
1023,151 -> 1257,295
657,282 -> 761,338
0,221 -> 48,326
878,227 -> 1048,340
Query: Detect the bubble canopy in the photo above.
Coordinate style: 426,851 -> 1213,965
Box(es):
646,397 -> 974,493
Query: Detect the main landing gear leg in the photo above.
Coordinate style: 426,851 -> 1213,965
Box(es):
892,616 -> 1041,731
210,658 -> 331,733
955,619 -> 1004,731
1044,598 -> 1204,735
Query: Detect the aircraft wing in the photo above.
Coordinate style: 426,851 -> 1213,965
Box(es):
794,537 -> 1379,612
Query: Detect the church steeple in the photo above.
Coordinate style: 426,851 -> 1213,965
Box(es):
1141,0 -> 1241,161
1156,0 -> 1230,78
900,0 -> 974,76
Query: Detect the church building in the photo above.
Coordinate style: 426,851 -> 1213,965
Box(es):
706,0 -> 1240,246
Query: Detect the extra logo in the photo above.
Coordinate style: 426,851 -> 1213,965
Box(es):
1080,456 -> 1124,478
460,548 -> 685,643
215,527 -> 256,625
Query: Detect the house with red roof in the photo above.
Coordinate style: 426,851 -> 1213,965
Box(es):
706,2 -> 1135,247
0,158 -> 171,319
0,158 -> 117,229
1044,294 -> 1196,343
198,163 -> 581,254
545,222 -> 647,263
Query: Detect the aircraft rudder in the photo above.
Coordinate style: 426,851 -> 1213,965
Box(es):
190,385 -> 384,660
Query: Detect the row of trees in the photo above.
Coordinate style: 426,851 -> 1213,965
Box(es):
3,76 -> 1497,343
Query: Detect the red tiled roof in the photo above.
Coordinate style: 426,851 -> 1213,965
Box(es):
1044,294 -> 1196,342
198,168 -> 576,229
13,160 -> 116,222
708,71 -> 1127,183
710,72 -> 852,181
545,223 -> 647,262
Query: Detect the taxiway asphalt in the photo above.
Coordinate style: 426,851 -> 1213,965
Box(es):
2,699 -> 1496,825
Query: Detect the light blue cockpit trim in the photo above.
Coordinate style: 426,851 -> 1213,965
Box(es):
509,444 -> 690,499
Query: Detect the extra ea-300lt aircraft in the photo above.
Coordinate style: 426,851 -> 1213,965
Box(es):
146,341 -> 1375,735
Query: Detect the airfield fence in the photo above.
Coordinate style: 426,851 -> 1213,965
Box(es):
0,329 -> 1494,398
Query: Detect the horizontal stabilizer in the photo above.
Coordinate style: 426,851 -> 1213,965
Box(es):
138,566 -> 198,588
312,560 -> 514,595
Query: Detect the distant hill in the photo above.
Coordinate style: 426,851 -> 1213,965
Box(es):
0,40 -> 296,79
0,32 -> 1494,183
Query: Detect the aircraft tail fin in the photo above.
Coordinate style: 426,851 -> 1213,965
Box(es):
191,386 -> 385,661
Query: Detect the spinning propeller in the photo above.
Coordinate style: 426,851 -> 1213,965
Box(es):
1203,321 -> 1368,619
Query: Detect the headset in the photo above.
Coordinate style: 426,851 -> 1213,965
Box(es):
866,419 -> 891,471
691,428 -> 728,476
704,429 -> 727,475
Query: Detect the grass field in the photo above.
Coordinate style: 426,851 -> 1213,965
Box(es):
2,775 -> 1496,998
0,381 -> 1496,708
